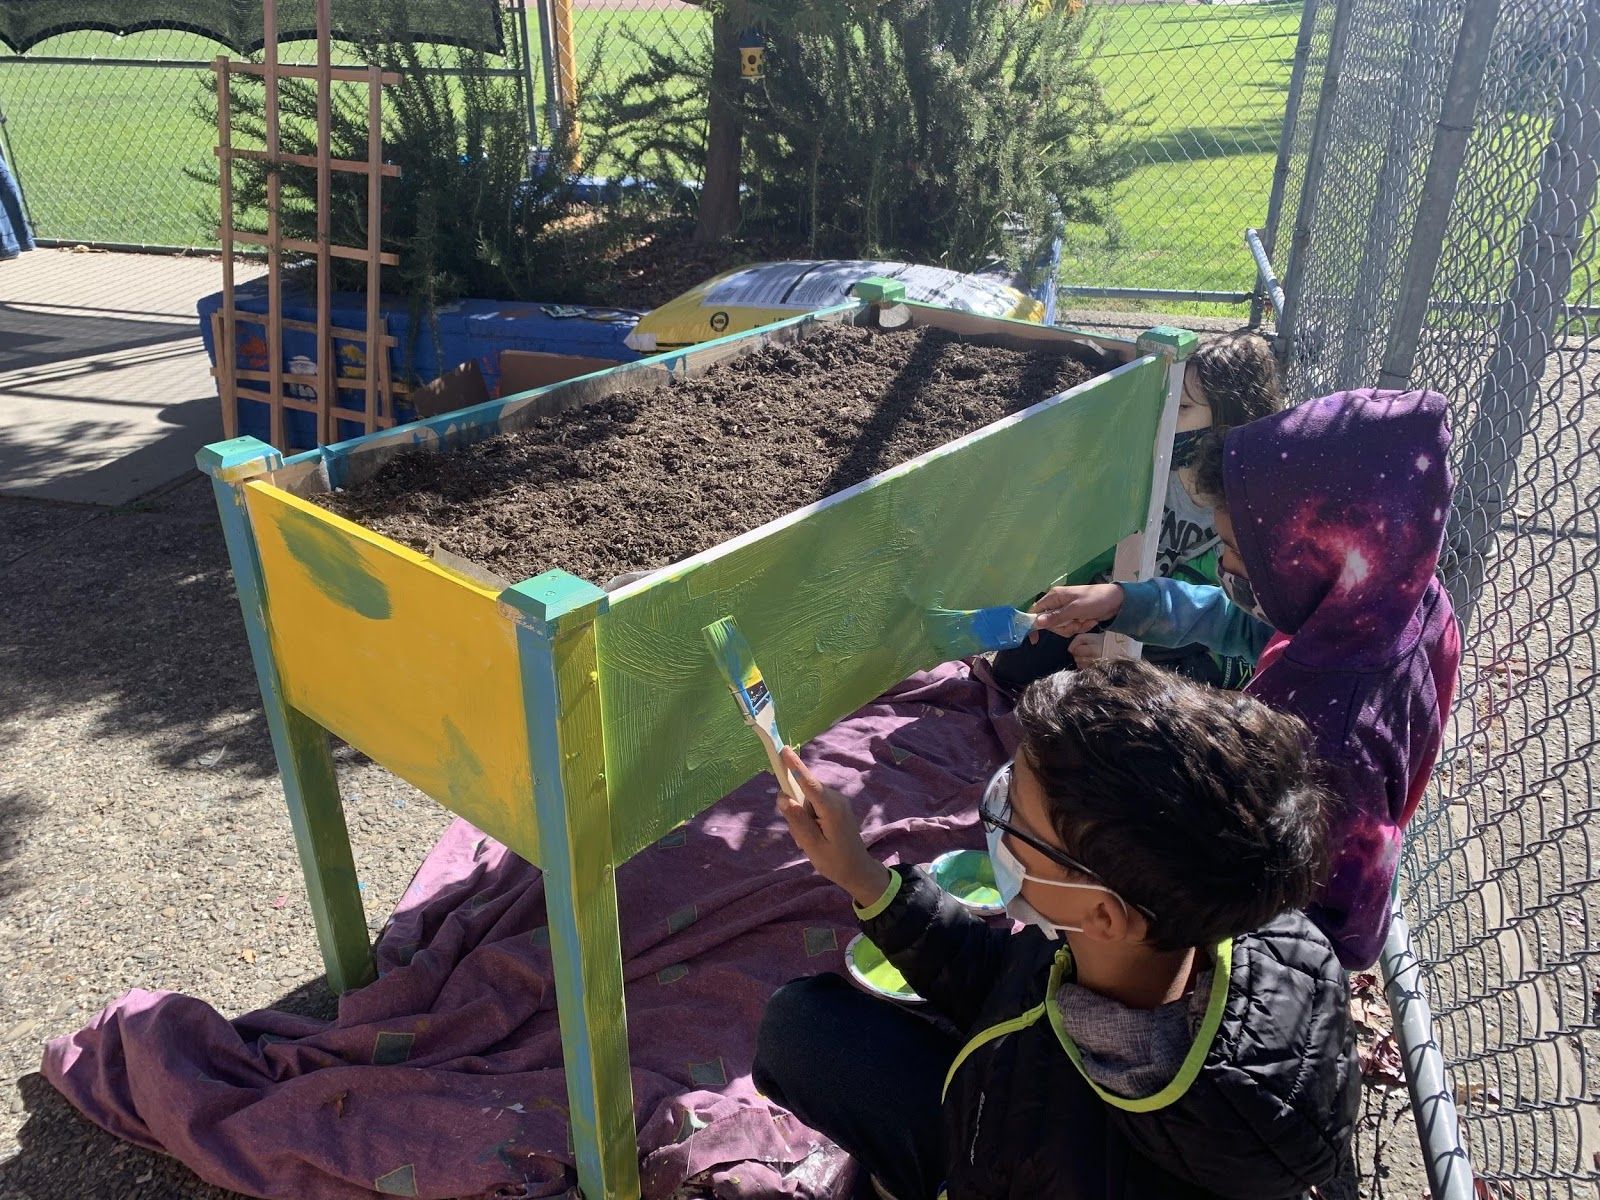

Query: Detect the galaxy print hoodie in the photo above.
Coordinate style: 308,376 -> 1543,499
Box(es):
1109,390 -> 1461,968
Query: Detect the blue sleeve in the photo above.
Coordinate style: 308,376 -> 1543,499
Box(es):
1108,579 -> 1274,662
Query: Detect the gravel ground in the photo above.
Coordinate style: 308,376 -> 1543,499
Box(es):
0,476 -> 451,1199
0,318 -> 1450,1200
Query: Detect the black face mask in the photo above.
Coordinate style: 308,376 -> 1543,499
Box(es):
1171,428 -> 1207,469
1219,568 -> 1273,627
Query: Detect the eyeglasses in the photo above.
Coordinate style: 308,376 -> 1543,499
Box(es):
979,760 -> 1158,922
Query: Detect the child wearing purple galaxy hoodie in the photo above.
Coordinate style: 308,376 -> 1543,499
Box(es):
1032,389 -> 1462,969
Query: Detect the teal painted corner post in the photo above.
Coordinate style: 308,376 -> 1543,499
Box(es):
1106,326 -> 1201,660
501,570 -> 641,1200
197,437 -> 375,994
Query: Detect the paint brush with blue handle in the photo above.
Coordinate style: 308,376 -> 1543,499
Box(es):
703,616 -> 803,804
924,604 -> 1038,658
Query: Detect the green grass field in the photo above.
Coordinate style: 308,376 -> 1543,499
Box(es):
0,4 -> 1301,313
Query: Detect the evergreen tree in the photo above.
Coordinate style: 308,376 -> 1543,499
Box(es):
593,0 -> 1127,277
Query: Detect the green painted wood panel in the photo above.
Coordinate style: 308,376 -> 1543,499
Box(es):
596,353 -> 1168,862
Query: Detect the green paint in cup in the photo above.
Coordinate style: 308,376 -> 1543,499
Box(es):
844,933 -> 923,1003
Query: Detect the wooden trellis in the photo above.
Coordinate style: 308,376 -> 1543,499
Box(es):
212,0 -> 402,452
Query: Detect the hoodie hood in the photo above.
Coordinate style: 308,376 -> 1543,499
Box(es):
1224,389 -> 1461,969
1224,389 -> 1452,667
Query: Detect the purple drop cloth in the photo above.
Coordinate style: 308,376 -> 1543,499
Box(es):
43,663 -> 1017,1200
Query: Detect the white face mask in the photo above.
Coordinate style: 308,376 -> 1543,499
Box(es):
982,779 -> 1132,942
985,823 -> 1123,939
1219,567 -> 1272,626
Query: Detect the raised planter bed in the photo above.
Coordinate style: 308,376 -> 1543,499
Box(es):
198,294 -> 1195,1199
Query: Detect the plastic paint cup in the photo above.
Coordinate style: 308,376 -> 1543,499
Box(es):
844,932 -> 924,1004
929,848 -> 1004,916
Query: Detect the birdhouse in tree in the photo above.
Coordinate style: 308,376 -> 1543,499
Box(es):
739,28 -> 765,79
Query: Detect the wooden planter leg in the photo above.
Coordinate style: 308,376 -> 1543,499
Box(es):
503,571 -> 641,1200
197,436 -> 376,995
1106,326 -> 1200,660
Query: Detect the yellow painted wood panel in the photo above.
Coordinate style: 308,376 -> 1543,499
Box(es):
245,482 -> 540,862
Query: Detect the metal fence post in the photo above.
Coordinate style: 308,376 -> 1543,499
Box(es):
1277,0 -> 1358,363
509,0 -> 539,146
1440,0 -> 1600,627
532,0 -> 562,140
1381,900 -> 1476,1200
1334,0 -> 1446,386
1375,0 -> 1504,392
1253,0 -> 1322,329
551,0 -> 577,137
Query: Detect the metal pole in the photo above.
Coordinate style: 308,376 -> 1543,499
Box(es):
534,0 -> 561,138
1381,900 -> 1477,1200
1252,0 -> 1321,329
1335,0 -> 1448,387
1245,229 -> 1286,323
1057,285 -> 1253,305
1442,0 -> 1600,627
1276,0 -> 1358,365
264,0 -> 286,451
510,0 -> 539,146
1376,0 -> 1503,390
35,238 -> 263,256
552,0 -> 577,144
314,0 -> 334,446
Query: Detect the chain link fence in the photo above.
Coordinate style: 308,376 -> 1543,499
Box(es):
562,0 -> 1308,310
1280,0 -> 1599,1194
0,29 -> 222,247
1,0 -> 1307,309
0,5 -> 536,250
1062,0 -> 1305,308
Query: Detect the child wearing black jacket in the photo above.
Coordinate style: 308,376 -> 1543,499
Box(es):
755,659 -> 1359,1200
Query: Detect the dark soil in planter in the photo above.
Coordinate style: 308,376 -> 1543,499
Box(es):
319,324 -> 1101,585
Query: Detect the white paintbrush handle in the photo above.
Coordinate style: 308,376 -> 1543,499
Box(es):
743,714 -> 810,814
748,717 -> 799,799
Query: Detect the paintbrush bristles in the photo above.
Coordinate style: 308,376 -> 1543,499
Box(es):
703,614 -> 801,802
702,616 -> 759,695
701,615 -> 746,669
924,604 -> 1037,657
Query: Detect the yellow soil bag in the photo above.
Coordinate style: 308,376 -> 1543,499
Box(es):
624,260 -> 1046,353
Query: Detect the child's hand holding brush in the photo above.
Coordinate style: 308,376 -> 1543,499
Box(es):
775,747 -> 892,910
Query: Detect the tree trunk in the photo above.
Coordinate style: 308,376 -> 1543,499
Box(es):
695,3 -> 745,245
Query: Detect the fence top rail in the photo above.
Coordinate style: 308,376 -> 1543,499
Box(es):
0,53 -> 520,75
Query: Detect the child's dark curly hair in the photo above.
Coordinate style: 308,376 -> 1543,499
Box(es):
1016,659 -> 1329,950
1193,428 -> 1229,508
1188,333 -> 1282,427
1185,334 -> 1283,508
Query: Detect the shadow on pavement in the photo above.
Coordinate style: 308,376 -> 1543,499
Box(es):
0,303 -> 196,376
